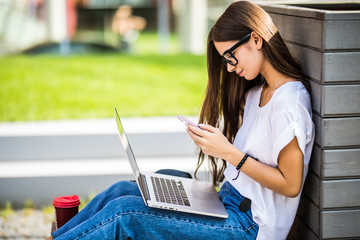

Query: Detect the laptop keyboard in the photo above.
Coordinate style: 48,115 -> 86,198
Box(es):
151,176 -> 191,206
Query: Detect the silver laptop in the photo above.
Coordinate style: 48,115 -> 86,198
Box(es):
114,107 -> 228,218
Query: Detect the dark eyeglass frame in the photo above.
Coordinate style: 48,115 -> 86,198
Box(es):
220,33 -> 251,66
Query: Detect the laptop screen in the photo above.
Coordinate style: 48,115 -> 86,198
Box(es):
114,107 -> 141,179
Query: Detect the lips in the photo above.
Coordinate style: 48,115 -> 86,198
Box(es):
236,70 -> 244,77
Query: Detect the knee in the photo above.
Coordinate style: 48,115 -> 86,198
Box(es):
105,181 -> 140,197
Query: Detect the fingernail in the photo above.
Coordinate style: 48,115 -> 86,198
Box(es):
199,123 -> 204,127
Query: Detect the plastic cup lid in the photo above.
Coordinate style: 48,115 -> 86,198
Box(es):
53,195 -> 81,208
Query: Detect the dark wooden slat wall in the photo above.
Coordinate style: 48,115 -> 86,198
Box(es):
261,4 -> 360,239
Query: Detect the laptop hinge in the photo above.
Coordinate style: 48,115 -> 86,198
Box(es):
138,174 -> 150,201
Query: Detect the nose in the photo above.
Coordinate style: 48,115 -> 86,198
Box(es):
226,63 -> 236,72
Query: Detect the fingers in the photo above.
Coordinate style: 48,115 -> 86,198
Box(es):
187,124 -> 204,136
187,127 -> 204,147
186,123 -> 231,159
187,123 -> 220,140
187,125 -> 203,140
198,124 -> 217,133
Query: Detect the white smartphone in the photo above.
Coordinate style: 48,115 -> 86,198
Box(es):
177,115 -> 202,129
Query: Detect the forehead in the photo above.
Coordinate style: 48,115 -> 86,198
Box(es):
214,41 -> 239,55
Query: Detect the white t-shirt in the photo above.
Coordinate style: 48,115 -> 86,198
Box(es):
224,81 -> 315,240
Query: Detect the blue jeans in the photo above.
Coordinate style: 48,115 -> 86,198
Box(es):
52,181 -> 258,240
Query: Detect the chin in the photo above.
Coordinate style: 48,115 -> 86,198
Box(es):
245,73 -> 261,81
243,76 -> 255,81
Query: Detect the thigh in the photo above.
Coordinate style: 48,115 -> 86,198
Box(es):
219,182 -> 257,230
55,191 -> 258,240
113,196 -> 259,240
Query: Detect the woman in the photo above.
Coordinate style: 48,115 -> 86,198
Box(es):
48,1 -> 314,239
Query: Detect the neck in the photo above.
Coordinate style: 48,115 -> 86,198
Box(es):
261,59 -> 293,90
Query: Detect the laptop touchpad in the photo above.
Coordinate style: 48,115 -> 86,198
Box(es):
191,189 -> 215,201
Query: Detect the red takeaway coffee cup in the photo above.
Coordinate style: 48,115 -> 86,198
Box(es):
53,195 -> 81,229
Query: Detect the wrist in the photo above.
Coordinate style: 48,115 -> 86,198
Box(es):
231,152 -> 258,181
225,145 -> 244,167
236,153 -> 251,171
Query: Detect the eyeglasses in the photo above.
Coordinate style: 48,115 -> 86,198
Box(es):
220,33 -> 251,66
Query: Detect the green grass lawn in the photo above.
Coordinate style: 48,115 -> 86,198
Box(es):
0,53 -> 207,122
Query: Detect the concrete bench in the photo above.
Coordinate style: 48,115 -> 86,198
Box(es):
261,3 -> 360,239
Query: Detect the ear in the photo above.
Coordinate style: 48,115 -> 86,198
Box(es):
251,32 -> 263,50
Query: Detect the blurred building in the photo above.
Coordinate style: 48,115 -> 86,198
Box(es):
0,0 -> 350,55
0,0 -> 208,55
0,0 -> 160,55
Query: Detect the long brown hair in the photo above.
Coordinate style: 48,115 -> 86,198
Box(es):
195,1 -> 311,186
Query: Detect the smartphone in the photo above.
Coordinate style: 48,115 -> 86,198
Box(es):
177,115 -> 202,129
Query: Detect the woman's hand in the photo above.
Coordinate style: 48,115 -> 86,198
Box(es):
186,124 -> 236,160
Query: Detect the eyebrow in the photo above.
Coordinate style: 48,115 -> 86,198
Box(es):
222,33 -> 251,55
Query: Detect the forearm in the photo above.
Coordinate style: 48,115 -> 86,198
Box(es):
225,146 -> 301,198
